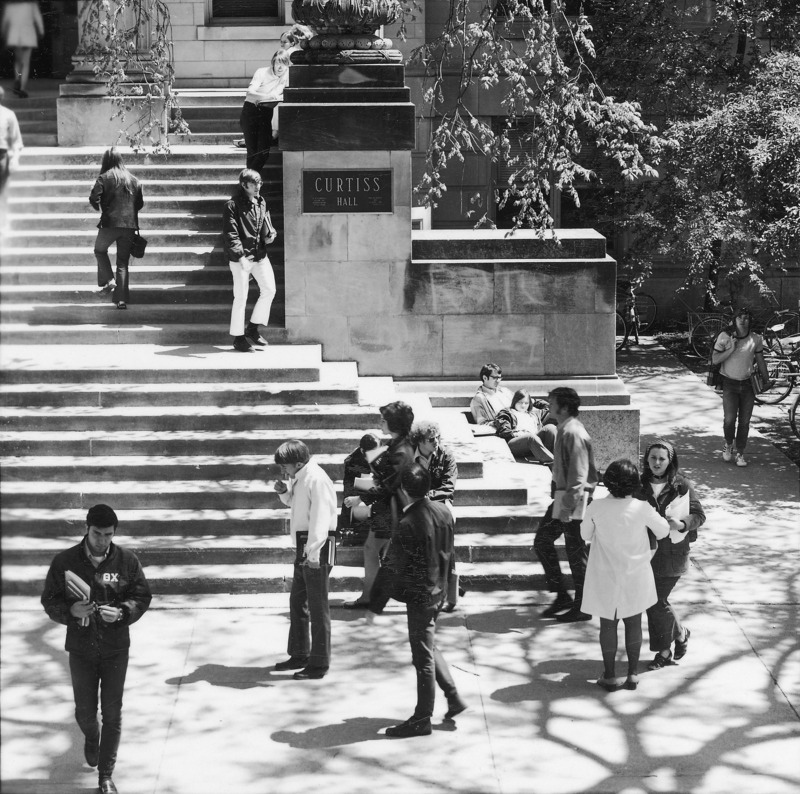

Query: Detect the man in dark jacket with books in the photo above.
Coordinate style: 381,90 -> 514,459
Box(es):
369,464 -> 467,737
41,504 -> 151,794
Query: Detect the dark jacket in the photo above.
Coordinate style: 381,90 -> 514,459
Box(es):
640,474 -> 705,578
222,187 -> 273,262
422,444 -> 458,503
89,171 -> 143,229
338,445 -> 374,530
493,402 -> 549,442
41,538 -> 152,656
370,498 -> 455,611
360,434 -> 416,537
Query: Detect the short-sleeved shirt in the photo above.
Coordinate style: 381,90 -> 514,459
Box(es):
715,331 -> 763,381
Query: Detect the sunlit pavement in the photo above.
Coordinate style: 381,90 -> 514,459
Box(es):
2,341 -> 798,794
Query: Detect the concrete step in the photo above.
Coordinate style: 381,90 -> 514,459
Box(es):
0,477 -> 528,509
7,213 -> 246,232
0,323 -> 291,345
0,246 -> 231,266
0,364 -> 355,406
0,503 -> 543,537
1,531 -> 546,568
8,179 -> 282,199
1,560 -> 564,595
17,146 -> 250,166
0,428 -> 384,457
0,264 -> 280,287
0,283 -> 259,304
180,104 -> 243,118
6,196 -> 256,213
175,90 -> 246,107
0,403 -> 382,432
18,133 -> 58,146
2,229 -> 223,248
169,132 -> 242,145
0,450 -> 483,481
0,343 -> 324,383
176,119 -> 242,133
0,303 -> 242,324
8,106 -> 57,121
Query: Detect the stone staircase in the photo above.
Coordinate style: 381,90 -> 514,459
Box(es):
0,112 -> 562,599
3,91 -> 58,146
1,146 -> 284,344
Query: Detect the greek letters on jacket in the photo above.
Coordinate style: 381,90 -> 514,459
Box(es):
41,539 -> 152,655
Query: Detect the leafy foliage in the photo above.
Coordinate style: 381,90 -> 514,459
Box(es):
406,0 -> 664,231
77,0 -> 187,151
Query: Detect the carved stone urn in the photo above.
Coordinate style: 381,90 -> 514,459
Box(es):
290,0 -> 404,62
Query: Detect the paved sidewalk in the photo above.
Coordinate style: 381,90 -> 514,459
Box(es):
1,344 -> 798,794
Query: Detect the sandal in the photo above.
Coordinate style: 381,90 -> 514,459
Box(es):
623,675 -> 639,690
116,301 -> 127,310
647,651 -> 674,670
674,627 -> 691,660
596,677 -> 619,692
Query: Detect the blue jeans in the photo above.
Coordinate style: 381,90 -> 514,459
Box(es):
288,562 -> 331,668
69,649 -> 128,778
533,502 -> 588,608
94,227 -> 135,303
406,602 -> 458,720
721,375 -> 755,452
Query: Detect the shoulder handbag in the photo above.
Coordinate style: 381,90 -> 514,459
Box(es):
750,369 -> 765,394
130,229 -> 147,259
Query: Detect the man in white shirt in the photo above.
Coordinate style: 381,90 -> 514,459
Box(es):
273,440 -> 338,679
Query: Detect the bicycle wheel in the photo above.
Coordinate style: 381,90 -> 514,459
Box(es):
634,293 -> 657,333
754,355 -> 795,405
691,317 -> 725,359
615,311 -> 628,350
790,392 -> 800,440
763,310 -> 800,344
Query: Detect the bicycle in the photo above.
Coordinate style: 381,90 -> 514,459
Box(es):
615,280 -> 657,350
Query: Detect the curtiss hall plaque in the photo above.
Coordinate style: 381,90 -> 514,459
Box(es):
302,170 -> 392,213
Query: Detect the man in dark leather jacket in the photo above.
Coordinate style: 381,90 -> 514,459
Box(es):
41,504 -> 151,794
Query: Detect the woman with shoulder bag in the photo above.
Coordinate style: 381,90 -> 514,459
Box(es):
641,440 -> 706,671
89,147 -> 143,310
711,307 -> 770,467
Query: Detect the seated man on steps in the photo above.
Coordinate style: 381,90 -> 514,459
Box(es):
222,168 -> 277,352
470,362 -> 555,464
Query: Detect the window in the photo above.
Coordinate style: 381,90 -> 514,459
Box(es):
212,0 -> 280,21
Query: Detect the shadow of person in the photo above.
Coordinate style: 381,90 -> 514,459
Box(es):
491,658 -> 601,703
165,663 -> 274,689
271,717 -> 396,748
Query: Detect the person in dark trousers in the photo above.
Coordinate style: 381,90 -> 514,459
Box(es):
41,504 -> 152,794
533,386 -> 599,623
89,147 -> 144,310
222,168 -> 277,352
273,440 -> 338,679
368,464 -> 467,737
640,440 -> 705,670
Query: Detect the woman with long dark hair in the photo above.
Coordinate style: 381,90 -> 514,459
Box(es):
89,147 -> 143,310
711,307 -> 770,467
641,440 -> 705,671
580,459 -> 669,691
341,401 -> 415,608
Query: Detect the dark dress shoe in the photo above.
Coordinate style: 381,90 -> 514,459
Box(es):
444,697 -> 467,720
341,600 -> 368,609
647,651 -> 674,670
244,324 -> 268,346
541,593 -> 574,617
98,777 -> 118,794
84,737 -> 99,767
274,656 -> 309,671
385,717 -> 432,738
555,608 -> 592,623
293,666 -> 328,680
232,335 -> 254,352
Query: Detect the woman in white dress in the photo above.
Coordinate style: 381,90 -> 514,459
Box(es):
581,459 -> 669,691
1,0 -> 44,98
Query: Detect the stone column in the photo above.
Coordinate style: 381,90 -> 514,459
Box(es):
279,62 -> 418,373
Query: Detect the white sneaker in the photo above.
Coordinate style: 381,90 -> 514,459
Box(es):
735,453 -> 748,467
722,444 -> 733,462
